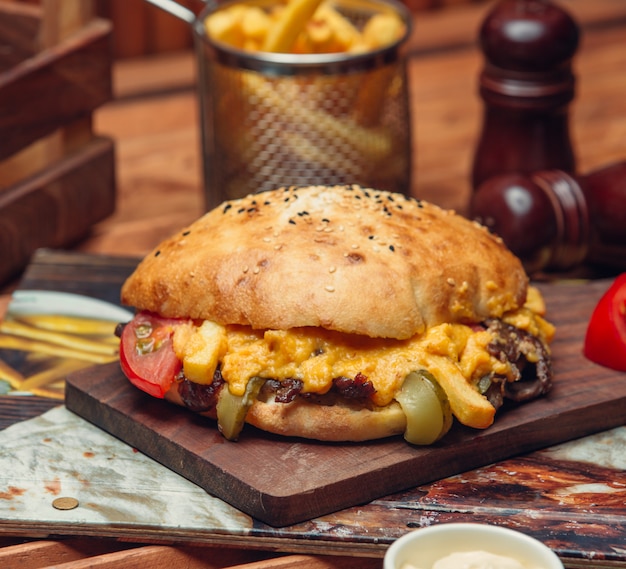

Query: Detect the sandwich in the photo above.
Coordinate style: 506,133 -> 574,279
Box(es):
118,185 -> 555,444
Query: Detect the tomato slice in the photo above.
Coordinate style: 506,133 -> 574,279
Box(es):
583,273 -> 626,372
120,311 -> 184,398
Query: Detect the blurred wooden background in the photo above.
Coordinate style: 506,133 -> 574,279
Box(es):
5,0 -> 491,59
2,0 -> 625,289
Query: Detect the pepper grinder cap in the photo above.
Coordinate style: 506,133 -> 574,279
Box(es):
480,0 -> 580,73
472,170 -> 590,273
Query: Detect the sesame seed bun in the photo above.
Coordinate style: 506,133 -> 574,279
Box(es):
121,185 -> 528,339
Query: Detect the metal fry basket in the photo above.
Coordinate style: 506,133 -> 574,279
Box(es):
146,0 -> 412,209
192,0 -> 413,209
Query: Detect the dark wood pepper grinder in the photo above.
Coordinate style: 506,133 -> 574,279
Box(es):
471,0 -> 580,191
471,162 -> 626,274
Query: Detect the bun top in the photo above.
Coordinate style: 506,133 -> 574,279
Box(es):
121,185 -> 528,339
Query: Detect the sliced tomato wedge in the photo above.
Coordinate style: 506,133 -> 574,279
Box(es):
583,273 -> 626,372
120,311 -> 184,398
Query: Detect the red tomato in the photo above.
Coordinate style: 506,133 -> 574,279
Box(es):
120,312 -> 184,398
583,273 -> 626,372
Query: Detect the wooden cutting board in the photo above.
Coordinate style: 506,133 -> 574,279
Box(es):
64,278 -> 626,527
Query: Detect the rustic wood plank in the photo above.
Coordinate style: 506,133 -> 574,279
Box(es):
0,137 -> 116,284
0,18 -> 112,161
227,555 -> 381,569
0,395 -> 59,430
38,0 -> 94,50
42,545 -> 271,569
0,541 -> 273,569
0,1 -> 40,71
0,539 -> 137,568
16,250 -> 138,308
64,279 -> 626,527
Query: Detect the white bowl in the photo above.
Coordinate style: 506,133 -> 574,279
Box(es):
384,523 -> 564,569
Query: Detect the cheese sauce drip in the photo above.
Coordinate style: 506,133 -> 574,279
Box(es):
172,298 -> 554,429
221,323 -> 494,406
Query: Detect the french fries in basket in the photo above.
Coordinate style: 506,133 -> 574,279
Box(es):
242,72 -> 393,161
204,0 -> 408,194
204,0 -> 406,55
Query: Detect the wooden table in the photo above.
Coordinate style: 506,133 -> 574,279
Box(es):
1,1 -> 625,567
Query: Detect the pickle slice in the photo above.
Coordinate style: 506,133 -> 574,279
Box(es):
395,370 -> 453,445
216,376 -> 265,441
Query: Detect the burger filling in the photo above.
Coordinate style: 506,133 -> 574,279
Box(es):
119,288 -> 554,443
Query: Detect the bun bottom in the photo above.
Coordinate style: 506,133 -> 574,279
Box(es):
164,384 -> 407,442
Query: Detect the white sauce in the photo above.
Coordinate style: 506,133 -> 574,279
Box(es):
402,550 -> 530,569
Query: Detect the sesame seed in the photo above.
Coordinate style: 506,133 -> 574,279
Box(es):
329,266 -> 336,273
154,250 -> 161,257
243,266 -> 249,273
289,219 -> 296,225
322,218 -> 330,223
389,245 -> 395,252
325,285 -> 335,292
351,244 -> 359,249
254,267 -> 260,274
223,204 -> 232,213
182,230 -> 190,236
447,278 -> 456,286
263,237 -> 271,243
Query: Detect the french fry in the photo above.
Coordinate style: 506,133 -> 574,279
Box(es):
427,355 -> 496,429
359,11 -> 404,50
313,4 -> 360,51
0,358 -> 24,389
279,129 -> 358,174
262,0 -> 325,53
352,64 -> 396,127
0,320 -> 118,357
241,5 -> 272,40
17,359 -> 89,392
242,73 -> 393,162
15,313 -> 119,336
0,334 -> 117,364
31,381 -> 66,400
204,0 -> 406,55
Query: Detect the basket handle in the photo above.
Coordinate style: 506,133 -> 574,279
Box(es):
143,0 -> 201,23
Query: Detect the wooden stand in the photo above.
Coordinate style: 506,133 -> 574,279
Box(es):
0,0 -> 116,285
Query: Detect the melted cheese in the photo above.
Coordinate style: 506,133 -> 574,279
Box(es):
173,305 -> 552,429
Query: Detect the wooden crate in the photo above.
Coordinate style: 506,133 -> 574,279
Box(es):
0,0 -> 115,285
